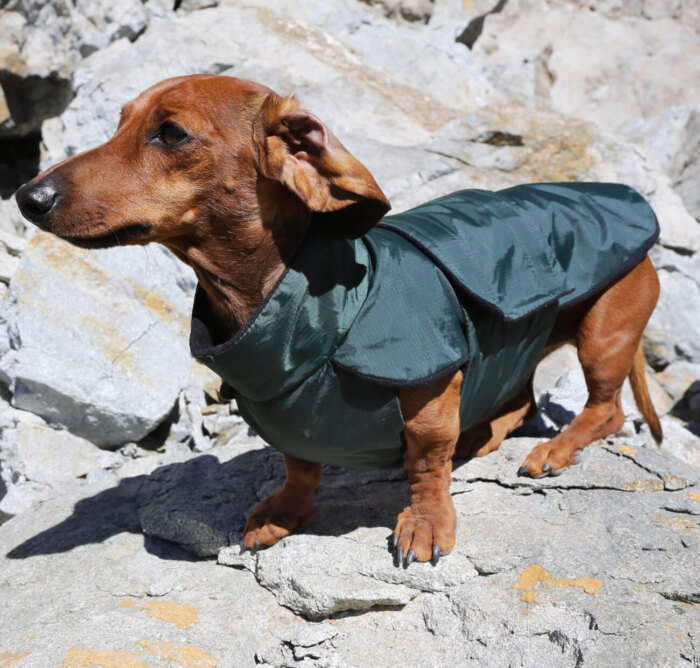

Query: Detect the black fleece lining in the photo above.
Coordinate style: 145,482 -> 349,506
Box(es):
189,264 -> 293,360
331,353 -> 471,389
558,211 -> 660,309
377,222 -> 575,322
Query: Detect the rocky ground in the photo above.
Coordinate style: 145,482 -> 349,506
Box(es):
0,1 -> 699,666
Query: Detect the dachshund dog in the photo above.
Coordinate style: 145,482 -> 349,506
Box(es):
15,75 -> 661,567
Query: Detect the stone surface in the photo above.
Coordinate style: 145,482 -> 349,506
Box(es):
619,105 -> 700,222
2,434 -> 699,665
0,232 -> 196,446
472,0 -> 700,134
645,247 -> 700,368
2,423 -> 120,486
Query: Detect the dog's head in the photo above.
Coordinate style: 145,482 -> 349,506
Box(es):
15,74 -> 390,251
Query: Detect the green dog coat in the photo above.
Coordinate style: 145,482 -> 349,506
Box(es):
190,182 -> 659,469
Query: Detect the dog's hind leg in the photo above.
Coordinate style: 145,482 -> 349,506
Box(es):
243,454 -> 322,550
393,371 -> 463,566
518,255 -> 661,478
454,379 -> 537,459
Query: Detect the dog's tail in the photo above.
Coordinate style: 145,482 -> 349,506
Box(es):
628,341 -> 663,444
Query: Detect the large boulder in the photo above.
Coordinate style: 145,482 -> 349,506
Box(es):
40,1 -> 491,169
0,232 -> 196,447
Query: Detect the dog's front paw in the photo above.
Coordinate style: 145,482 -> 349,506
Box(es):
243,489 -> 313,551
391,501 -> 456,568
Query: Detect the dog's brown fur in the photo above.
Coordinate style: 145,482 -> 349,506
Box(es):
16,75 -> 662,565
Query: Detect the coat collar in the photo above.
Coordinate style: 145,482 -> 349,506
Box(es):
190,226 -> 371,401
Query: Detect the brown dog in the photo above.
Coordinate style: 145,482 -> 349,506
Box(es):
15,75 -> 662,567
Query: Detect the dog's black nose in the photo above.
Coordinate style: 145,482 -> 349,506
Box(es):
16,180 -> 58,224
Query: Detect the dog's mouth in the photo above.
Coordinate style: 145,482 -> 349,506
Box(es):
58,222 -> 155,249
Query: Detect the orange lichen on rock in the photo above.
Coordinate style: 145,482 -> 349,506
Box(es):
654,515 -> 696,534
0,650 -> 33,668
60,648 -> 149,668
136,641 -> 217,668
617,445 -> 636,454
689,491 -> 700,503
60,641 -> 217,668
121,598 -> 199,629
514,564 -> 603,604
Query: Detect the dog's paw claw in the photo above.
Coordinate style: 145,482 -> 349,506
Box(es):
396,546 -> 404,566
542,463 -> 551,472
391,533 -> 398,550
252,539 -> 260,553
517,466 -> 529,477
432,546 -> 441,565
405,550 -> 416,567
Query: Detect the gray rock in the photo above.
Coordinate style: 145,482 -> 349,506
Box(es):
138,440 -> 274,556
1,431 -> 699,665
0,197 -> 28,237
177,0 -> 219,11
0,231 -> 196,447
359,0 -> 435,22
472,0 -> 700,134
253,533 -> 419,618
645,249 -> 700,368
619,105 -> 700,222
0,423 -> 119,486
0,11 -> 74,139
0,229 -> 25,285
0,475 -> 299,667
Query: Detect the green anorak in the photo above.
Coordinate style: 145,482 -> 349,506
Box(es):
190,182 -> 659,469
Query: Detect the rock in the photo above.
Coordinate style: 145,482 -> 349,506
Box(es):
1,423 -> 120,486
0,232 -> 196,447
252,534 -> 420,618
3,435 -> 699,664
0,475 -> 298,666
570,0 -> 700,32
652,418 -> 700,470
655,360 -> 700,425
177,0 -> 219,11
0,10 -> 74,139
388,102 -> 700,254
0,228 -> 25,285
138,440 -> 273,557
360,0 -> 435,22
619,105 -> 700,220
472,0 -> 700,134
645,248 -> 700,368
0,196 -> 27,236
41,2 -> 490,168
70,0 -> 149,56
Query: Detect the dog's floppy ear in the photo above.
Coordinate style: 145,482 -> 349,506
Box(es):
254,94 -> 390,238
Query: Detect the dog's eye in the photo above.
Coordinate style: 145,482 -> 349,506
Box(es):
155,121 -> 188,147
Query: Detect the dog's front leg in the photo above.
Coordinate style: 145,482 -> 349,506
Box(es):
243,454 -> 322,550
394,371 -> 462,566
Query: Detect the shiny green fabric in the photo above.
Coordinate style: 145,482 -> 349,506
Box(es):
190,182 -> 659,469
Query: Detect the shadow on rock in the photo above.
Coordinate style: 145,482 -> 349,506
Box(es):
6,445 -> 412,560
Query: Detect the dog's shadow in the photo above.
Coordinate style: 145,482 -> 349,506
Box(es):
5,444 -> 427,562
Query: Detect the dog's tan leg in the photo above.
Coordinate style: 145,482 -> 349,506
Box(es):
394,371 -> 462,565
518,256 -> 660,477
243,454 -> 322,549
455,379 -> 537,458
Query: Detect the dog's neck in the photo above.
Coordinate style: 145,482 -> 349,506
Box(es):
169,180 -> 311,341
